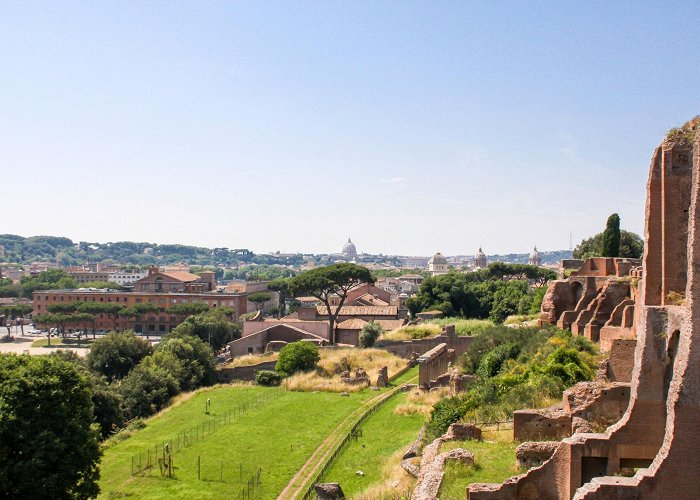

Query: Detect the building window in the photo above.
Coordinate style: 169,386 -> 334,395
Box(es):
155,277 -> 163,292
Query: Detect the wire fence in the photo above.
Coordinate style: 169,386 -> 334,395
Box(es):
134,448 -> 264,498
470,419 -> 514,432
130,388 -> 282,476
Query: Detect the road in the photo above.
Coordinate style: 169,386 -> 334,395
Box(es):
0,326 -> 90,356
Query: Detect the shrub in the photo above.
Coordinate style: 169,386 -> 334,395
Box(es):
86,330 -> 152,381
119,363 -> 180,419
477,342 -> 520,378
275,341 -> 320,374
156,333 -> 217,390
358,322 -> 383,348
255,370 -> 284,386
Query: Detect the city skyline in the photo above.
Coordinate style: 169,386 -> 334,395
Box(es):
3,2 -> 699,255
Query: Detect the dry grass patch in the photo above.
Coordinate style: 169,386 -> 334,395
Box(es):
226,351 -> 278,368
353,449 -> 415,500
284,348 -> 409,393
394,386 -> 451,416
380,324 -> 442,341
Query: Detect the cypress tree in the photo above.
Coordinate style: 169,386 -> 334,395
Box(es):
602,213 -> 621,257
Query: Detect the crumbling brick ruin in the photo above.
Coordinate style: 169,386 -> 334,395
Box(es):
540,257 -> 639,351
468,120 -> 700,499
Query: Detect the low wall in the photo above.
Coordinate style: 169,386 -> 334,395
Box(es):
376,333 -> 472,359
417,343 -> 449,388
218,360 -> 277,382
513,409 -> 572,442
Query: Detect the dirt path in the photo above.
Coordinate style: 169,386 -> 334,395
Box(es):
277,374 -> 418,500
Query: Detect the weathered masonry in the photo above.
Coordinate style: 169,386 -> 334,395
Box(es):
469,119 -> 700,499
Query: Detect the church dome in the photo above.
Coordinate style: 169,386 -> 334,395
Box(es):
528,246 -> 541,266
473,247 -> 488,268
342,238 -> 357,257
428,252 -> 447,265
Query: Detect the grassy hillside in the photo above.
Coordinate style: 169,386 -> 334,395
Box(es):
99,384 -> 378,498
320,389 -> 425,498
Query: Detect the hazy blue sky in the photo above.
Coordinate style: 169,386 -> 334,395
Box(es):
2,1 -> 699,256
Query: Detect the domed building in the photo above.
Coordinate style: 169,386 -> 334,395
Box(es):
341,238 -> 358,259
428,252 -> 449,276
528,246 -> 541,266
473,247 -> 487,269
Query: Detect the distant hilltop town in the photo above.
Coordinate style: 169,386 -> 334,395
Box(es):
0,234 -> 571,273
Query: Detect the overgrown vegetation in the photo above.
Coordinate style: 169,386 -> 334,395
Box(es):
405,263 -> 555,323
284,348 -> 408,393
275,341 -> 320,375
427,326 -> 598,439
665,116 -> 699,146
255,369 -> 284,386
438,432 -> 521,499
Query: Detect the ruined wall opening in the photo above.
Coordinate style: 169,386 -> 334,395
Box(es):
581,457 -> 608,486
663,329 -> 681,399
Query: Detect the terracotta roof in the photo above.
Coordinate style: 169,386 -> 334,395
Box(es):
351,293 -> 390,306
297,296 -> 320,303
336,318 -> 369,330
160,271 -> 201,282
316,305 -> 398,316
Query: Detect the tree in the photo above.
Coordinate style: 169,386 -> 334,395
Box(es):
573,229 -> 643,260
46,302 -> 79,314
247,291 -> 272,311
122,303 -> 158,334
0,354 -> 101,498
166,302 -> 210,318
87,373 -> 124,438
170,308 -> 239,351
275,341 -> 320,374
358,321 -> 383,348
85,331 -> 153,381
119,362 -> 180,419
76,302 -> 111,337
268,278 -> 291,317
602,213 -> 621,257
287,263 -> 374,344
155,332 -> 216,390
1,304 -> 33,336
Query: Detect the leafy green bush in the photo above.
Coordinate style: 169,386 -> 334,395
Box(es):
119,362 -> 180,419
476,342 -> 520,378
255,370 -> 284,386
427,326 -> 599,438
275,341 -> 320,374
358,322 -> 383,348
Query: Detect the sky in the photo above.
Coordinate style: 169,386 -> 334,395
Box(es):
2,1 -> 699,256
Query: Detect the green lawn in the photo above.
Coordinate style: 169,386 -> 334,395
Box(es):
437,435 -> 521,499
31,337 -> 94,348
99,384 -> 381,499
320,388 -> 425,497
